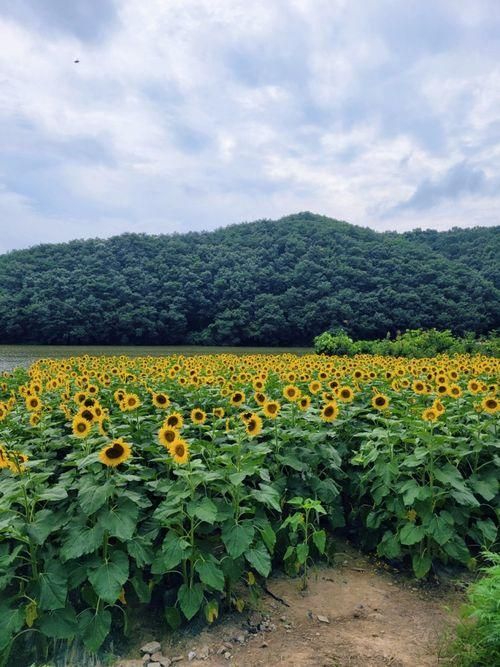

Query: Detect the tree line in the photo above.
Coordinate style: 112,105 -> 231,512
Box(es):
0,212 -> 498,345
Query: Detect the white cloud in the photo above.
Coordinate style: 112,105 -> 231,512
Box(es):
0,0 -> 499,252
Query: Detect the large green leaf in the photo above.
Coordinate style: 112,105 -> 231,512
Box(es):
99,498 -> 139,541
0,603 -> 24,652
178,583 -> 204,620
427,514 -> 454,546
312,529 -> 326,554
245,543 -> 271,577
79,481 -> 113,515
475,518 -> 497,546
412,552 -> 432,579
27,509 -> 68,545
88,550 -> 129,603
60,523 -> 104,561
195,559 -> 225,591
39,606 -> 78,639
151,532 -> 186,574
222,522 -> 255,558
78,608 -> 111,652
188,497 -> 217,524
399,523 -> 425,546
39,565 -> 68,610
127,539 -> 154,567
377,530 -> 401,559
250,483 -> 282,512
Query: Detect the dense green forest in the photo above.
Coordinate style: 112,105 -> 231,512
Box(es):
0,213 -> 498,345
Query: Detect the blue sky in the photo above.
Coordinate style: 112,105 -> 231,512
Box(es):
0,0 -> 499,252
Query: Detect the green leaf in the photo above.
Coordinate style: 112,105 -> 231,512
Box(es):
60,523 -> 104,561
450,488 -> 480,507
27,509 -> 67,545
88,550 -> 129,603
399,523 -> 425,546
229,472 -> 248,485
377,531 -> 401,559
196,559 -> 225,591
99,498 -> 139,541
251,483 -> 282,512
165,606 -> 181,630
296,543 -> 309,564
178,583 -> 204,620
260,523 -> 276,553
127,539 -> 154,567
312,529 -> 326,554
151,532 -> 186,574
475,519 -> 497,546
222,522 -> 255,558
38,485 -> 68,502
245,543 -> 271,577
130,575 -> 151,604
78,608 -> 111,652
433,465 -> 465,490
39,565 -> 68,610
79,481 -> 113,515
189,497 -> 217,524
0,603 -> 24,652
443,538 -> 471,565
469,475 -> 498,501
412,552 -> 432,579
39,606 -> 78,639
427,514 -> 454,546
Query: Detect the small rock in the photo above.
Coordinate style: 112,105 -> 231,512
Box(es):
224,652 -> 231,660
280,615 -> 287,622
141,642 -> 162,655
217,646 -> 226,655
317,615 -> 330,624
151,654 -> 170,666
188,651 -> 197,662
260,641 -> 268,648
284,623 -> 291,630
236,634 -> 246,644
171,658 -> 183,664
148,663 -> 161,667
143,655 -> 151,665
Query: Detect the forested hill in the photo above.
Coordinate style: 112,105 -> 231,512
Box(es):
0,213 -> 498,345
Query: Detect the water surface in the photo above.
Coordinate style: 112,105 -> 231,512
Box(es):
0,345 -> 312,372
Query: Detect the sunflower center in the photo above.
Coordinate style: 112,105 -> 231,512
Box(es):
107,443 -> 125,459
325,406 -> 334,417
174,444 -> 185,457
77,422 -> 87,432
375,397 -> 385,406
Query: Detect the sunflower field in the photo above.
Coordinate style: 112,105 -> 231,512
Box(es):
0,353 -> 498,662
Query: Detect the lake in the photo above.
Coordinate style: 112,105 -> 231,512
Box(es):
0,345 -> 312,372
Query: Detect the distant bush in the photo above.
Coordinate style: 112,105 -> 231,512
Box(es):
314,328 -> 499,357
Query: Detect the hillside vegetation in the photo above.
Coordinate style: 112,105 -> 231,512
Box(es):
0,212 -> 498,345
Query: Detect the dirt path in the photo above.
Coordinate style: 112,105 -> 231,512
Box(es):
117,544 -> 462,667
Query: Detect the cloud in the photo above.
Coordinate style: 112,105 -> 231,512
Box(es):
0,0 -> 499,252
385,161 -> 498,215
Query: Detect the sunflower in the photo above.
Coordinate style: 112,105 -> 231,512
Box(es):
412,380 -> 427,394
213,407 -> 225,418
165,412 -> 184,429
153,392 -> 170,409
121,393 -> 141,411
191,408 -> 206,425
25,395 -> 41,412
74,391 -> 88,404
283,385 -> 301,402
263,400 -> 281,419
99,439 -> 132,467
422,407 -> 438,422
371,394 -> 389,411
320,402 -> 339,422
0,445 -> 9,469
298,395 -> 311,411
433,399 -> 445,414
158,425 -> 180,448
254,392 -> 267,405
29,412 -> 41,427
482,396 -> 499,414
72,415 -> 91,438
337,386 -> 354,403
447,384 -> 462,399
245,414 -> 263,437
169,438 -> 190,465
309,381 -> 321,394
230,391 -> 245,407
79,408 -> 95,422
436,383 -> 449,396
8,452 -> 29,474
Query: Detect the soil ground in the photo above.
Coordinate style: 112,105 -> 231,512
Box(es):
116,541 -> 464,667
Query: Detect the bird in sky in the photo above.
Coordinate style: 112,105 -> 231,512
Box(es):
74,59 -> 80,64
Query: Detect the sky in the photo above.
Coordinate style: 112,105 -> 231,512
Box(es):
0,0 -> 499,252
